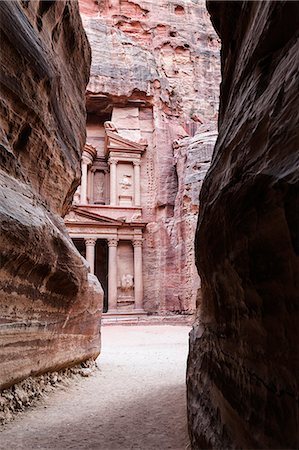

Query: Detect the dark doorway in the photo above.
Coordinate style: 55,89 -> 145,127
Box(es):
72,238 -> 108,312
72,238 -> 86,259
95,240 -> 109,313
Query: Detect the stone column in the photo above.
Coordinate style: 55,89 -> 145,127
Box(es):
89,170 -> 94,204
81,160 -> 88,204
85,238 -> 96,275
109,158 -> 118,206
108,238 -> 118,312
133,161 -> 141,206
133,239 -> 144,311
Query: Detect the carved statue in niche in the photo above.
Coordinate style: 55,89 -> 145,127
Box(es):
120,174 -> 132,191
120,274 -> 134,292
94,170 -> 105,204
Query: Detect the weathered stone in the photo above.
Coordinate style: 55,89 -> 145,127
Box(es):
187,2 -> 299,448
165,126 -> 217,313
0,0 -> 102,390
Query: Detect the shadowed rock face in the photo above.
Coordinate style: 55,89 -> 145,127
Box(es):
187,1 -> 299,449
0,0 -> 102,390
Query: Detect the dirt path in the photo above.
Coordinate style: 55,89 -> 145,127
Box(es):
0,325 -> 191,450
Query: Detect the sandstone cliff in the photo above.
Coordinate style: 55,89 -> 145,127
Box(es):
0,0 -> 102,390
79,0 -> 220,314
167,126 -> 217,312
187,1 -> 299,448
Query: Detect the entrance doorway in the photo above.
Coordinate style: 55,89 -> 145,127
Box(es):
95,240 -> 108,313
72,238 -> 109,312
72,238 -> 86,259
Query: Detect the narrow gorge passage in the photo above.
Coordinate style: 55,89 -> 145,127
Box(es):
0,326 -> 190,450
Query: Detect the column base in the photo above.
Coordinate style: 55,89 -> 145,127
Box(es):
106,309 -> 119,314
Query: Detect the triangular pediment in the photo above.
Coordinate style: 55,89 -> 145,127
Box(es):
65,207 -> 124,226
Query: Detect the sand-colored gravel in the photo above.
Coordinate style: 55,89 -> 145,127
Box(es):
0,325 -> 191,450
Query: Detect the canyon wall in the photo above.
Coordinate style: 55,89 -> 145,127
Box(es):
166,126 -> 217,312
0,0 -> 102,390
79,0 -> 220,314
187,1 -> 299,448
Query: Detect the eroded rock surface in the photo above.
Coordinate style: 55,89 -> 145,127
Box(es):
187,2 -> 299,448
0,0 -> 102,390
161,126 -> 217,312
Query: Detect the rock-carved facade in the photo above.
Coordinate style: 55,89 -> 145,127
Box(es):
65,114 -> 147,314
71,0 -> 221,316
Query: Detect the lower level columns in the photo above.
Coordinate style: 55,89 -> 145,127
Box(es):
108,238 -> 118,311
133,239 -> 144,311
85,238 -> 96,275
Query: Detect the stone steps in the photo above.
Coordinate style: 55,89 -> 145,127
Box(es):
102,313 -> 194,326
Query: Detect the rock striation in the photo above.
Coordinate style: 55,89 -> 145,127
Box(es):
163,126 -> 217,312
79,0 -> 220,314
187,1 -> 299,448
0,0 -> 102,390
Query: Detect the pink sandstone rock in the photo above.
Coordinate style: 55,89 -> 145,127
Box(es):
0,0 -> 102,390
187,1 -> 299,448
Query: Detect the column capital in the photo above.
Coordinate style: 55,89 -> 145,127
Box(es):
108,238 -> 118,247
133,160 -> 141,167
108,157 -> 118,166
132,239 -> 143,248
82,155 -> 92,166
85,238 -> 97,246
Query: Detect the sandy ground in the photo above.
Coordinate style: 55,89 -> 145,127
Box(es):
0,325 -> 191,450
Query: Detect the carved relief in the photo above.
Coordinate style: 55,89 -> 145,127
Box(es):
118,163 -> 134,207
120,174 -> 132,191
120,274 -> 134,291
94,170 -> 105,204
117,241 -> 135,310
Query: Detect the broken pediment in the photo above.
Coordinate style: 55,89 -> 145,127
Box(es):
104,121 -> 147,156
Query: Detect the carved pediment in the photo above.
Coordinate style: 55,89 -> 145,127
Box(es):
104,122 -> 147,155
65,208 -> 124,226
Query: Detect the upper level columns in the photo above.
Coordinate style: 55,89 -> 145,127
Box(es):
80,144 -> 97,205
133,161 -> 141,206
85,237 -> 96,275
81,157 -> 89,204
109,158 -> 118,206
